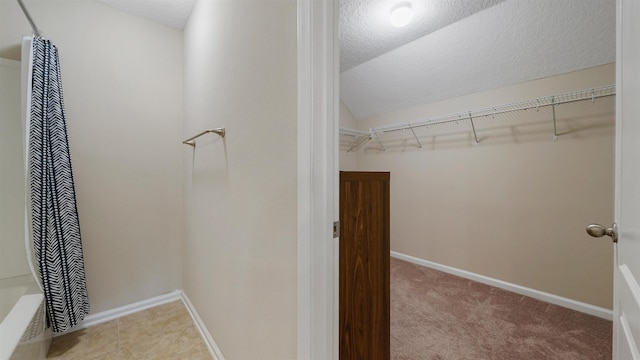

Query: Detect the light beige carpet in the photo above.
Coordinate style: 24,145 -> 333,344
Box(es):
391,257 -> 612,360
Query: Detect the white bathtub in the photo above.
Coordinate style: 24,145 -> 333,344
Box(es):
0,275 -> 51,360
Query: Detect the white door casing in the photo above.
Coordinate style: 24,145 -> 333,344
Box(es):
614,0 -> 640,358
297,0 -> 339,359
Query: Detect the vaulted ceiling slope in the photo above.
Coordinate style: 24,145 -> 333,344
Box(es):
341,0 -> 616,120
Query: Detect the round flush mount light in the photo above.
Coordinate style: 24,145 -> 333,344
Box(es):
390,3 -> 414,27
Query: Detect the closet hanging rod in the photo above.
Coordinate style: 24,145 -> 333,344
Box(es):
364,84 -> 615,135
16,0 -> 42,37
182,128 -> 225,147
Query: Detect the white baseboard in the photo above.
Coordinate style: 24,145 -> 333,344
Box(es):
58,290 -> 183,335
54,290 -> 226,360
181,292 -> 226,360
391,251 -> 613,321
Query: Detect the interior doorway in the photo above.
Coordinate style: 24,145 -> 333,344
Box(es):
336,0 -> 615,358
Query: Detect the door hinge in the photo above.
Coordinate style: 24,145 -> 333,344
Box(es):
333,221 -> 340,238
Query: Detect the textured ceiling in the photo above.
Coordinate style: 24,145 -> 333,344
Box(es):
92,0 -> 615,121
341,0 -> 616,119
340,0 -> 506,72
96,0 -> 195,30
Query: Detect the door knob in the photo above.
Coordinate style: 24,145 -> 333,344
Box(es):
586,223 -> 618,243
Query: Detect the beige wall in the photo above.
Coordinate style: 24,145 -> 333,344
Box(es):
0,58 -> 30,279
0,0 -> 184,313
340,101 -> 358,170
183,1 -> 297,359
351,64 -> 615,309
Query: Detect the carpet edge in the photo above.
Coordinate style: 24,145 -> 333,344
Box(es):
391,251 -> 613,320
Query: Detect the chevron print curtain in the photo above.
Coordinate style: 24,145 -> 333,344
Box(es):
29,37 -> 89,333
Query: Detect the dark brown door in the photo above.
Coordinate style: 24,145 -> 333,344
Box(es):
339,171 -> 390,360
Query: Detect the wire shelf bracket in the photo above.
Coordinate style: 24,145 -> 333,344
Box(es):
340,128 -> 372,152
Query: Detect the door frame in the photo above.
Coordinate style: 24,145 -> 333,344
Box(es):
298,0 -> 640,358
613,0 -> 621,357
297,0 -> 339,359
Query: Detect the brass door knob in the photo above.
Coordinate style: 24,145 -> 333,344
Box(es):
586,223 -> 618,243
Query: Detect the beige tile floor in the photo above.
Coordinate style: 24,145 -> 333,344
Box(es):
46,300 -> 212,360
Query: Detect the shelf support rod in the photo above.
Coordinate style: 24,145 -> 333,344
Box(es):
469,112 -> 479,144
372,129 -> 386,151
551,96 -> 558,141
347,135 -> 371,153
407,124 -> 422,149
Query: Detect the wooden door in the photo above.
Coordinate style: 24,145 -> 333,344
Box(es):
613,0 -> 640,357
339,171 -> 390,360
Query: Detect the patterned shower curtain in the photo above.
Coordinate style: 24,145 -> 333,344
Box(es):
29,37 -> 89,333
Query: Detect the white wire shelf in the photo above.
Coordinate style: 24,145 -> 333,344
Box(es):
339,84 -> 615,152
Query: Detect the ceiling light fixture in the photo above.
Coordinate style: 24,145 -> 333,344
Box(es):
390,3 -> 414,28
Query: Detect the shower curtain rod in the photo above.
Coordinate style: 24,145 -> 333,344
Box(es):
339,84 -> 616,151
17,0 -> 42,37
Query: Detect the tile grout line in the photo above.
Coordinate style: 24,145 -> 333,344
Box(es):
117,317 -> 121,357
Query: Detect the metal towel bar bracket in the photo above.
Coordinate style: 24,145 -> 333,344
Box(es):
182,128 -> 225,147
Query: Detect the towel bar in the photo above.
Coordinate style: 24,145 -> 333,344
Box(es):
182,128 -> 225,147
